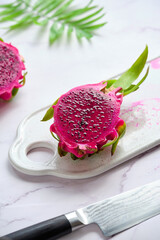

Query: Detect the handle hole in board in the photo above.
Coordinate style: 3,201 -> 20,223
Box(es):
27,147 -> 55,164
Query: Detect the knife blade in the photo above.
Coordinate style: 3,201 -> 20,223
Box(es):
1,180 -> 160,240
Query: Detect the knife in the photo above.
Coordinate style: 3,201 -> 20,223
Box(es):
1,180 -> 160,240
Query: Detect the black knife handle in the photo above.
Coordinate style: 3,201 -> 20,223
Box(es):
0,215 -> 72,240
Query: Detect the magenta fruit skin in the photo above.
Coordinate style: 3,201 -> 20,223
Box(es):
50,81 -> 125,158
0,40 -> 25,100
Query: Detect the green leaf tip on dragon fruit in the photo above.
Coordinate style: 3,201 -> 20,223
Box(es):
105,45 -> 149,94
0,38 -> 26,101
42,46 -> 149,160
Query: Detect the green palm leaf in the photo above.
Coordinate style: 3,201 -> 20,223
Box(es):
0,0 -> 106,44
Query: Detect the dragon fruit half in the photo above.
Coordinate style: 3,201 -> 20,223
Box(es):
42,46 -> 149,159
0,39 -> 26,100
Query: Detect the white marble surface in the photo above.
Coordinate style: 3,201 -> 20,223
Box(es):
0,0 -> 160,239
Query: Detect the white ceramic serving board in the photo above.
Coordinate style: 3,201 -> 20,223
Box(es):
9,97 -> 160,179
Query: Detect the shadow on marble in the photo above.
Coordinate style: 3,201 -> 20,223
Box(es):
0,100 -> 11,116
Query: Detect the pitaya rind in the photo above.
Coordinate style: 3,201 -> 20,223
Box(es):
111,120 -> 126,155
42,46 -> 149,159
0,38 -> 26,101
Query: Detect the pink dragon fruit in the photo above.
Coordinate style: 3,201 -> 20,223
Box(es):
42,46 -> 149,159
50,82 -> 125,159
0,39 -> 26,100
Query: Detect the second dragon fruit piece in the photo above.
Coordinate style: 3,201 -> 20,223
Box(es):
0,38 -> 26,101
